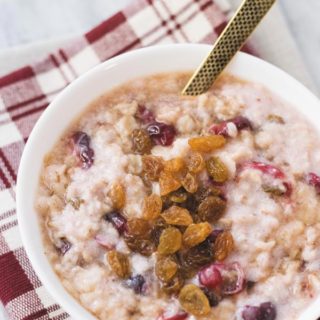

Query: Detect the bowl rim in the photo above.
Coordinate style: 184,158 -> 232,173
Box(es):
17,43 -> 320,320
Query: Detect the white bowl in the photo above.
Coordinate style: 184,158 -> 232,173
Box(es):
17,44 -> 320,320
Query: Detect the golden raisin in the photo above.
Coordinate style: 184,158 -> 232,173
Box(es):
162,275 -> 184,295
161,206 -> 193,226
127,219 -> 151,238
131,129 -> 152,154
169,188 -> 188,204
164,157 -> 186,174
107,250 -> 130,278
142,155 -> 164,181
188,135 -> 226,153
158,227 -> 182,255
206,157 -> 229,183
182,172 -> 198,193
155,255 -> 178,282
183,223 -> 212,248
186,152 -> 205,174
179,284 -> 210,316
197,196 -> 226,222
124,236 -> 154,256
109,182 -> 126,209
214,230 -> 234,261
159,171 -> 181,196
143,194 -> 162,220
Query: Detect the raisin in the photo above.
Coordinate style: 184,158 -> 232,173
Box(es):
131,129 -> 153,154
181,172 -> 198,193
169,188 -> 188,204
183,223 -> 212,248
107,250 -> 130,278
147,121 -> 176,146
214,231 -> 234,261
197,196 -> 226,222
267,114 -> 285,124
162,275 -> 184,295
109,182 -> 126,210
164,157 -> 186,175
206,157 -> 229,183
104,212 -> 127,234
142,155 -> 164,181
188,135 -> 226,153
127,219 -> 151,239
158,227 -> 182,255
156,255 -> 178,282
124,236 -> 154,256
143,194 -> 162,220
202,287 -> 221,307
179,284 -> 210,316
125,274 -> 146,294
151,218 -> 168,246
161,206 -> 193,226
186,152 -> 205,174
262,184 -> 286,196
72,131 -> 94,169
159,171 -> 181,196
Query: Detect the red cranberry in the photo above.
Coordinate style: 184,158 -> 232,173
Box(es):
242,306 -> 261,320
56,238 -> 72,255
104,212 -> 127,234
72,131 -> 94,169
135,105 -> 155,124
209,116 -> 252,137
198,263 -> 223,289
158,312 -> 189,320
232,116 -> 253,131
125,274 -> 146,294
307,172 -> 320,194
242,302 -> 276,320
147,121 -> 176,146
243,161 -> 285,179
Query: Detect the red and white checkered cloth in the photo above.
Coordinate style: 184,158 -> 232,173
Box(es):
0,0 -> 257,319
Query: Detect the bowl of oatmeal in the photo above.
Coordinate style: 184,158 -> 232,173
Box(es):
17,44 -> 320,320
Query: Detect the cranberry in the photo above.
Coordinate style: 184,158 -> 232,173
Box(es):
135,105 -> 155,124
209,116 -> 252,137
104,212 -> 127,234
147,121 -> 176,146
198,264 -> 223,289
158,312 -> 189,320
243,161 -> 285,179
72,131 -> 94,169
56,238 -> 72,255
306,172 -> 320,194
125,274 -> 146,294
242,302 -> 276,320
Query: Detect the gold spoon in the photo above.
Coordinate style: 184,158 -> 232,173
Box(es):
182,0 -> 276,96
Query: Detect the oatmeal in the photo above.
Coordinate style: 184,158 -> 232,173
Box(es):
36,73 -> 320,320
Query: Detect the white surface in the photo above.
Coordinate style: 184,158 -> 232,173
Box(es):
16,44 -> 320,320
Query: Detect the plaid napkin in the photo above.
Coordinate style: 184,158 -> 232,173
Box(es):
0,0 -> 257,319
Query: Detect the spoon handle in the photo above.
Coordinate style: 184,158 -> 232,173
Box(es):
182,0 -> 276,96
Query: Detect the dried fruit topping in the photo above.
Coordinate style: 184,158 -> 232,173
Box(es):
242,302 -> 276,320
214,230 -> 234,261
142,155 -> 164,181
147,121 -> 176,146
182,173 -> 198,193
161,206 -> 193,226
188,135 -> 226,153
198,263 -> 223,290
143,194 -> 162,220
169,188 -> 188,204
151,218 -> 168,246
209,116 -> 253,137
197,196 -> 227,223
158,227 -> 182,255
179,284 -> 210,317
56,238 -> 72,255
306,172 -> 320,194
124,236 -> 154,256
158,312 -> 188,320
213,262 -> 246,295
164,157 -> 186,174
104,212 -> 128,234
135,105 -> 155,124
262,184 -> 287,196
109,182 -> 126,210
202,287 -> 221,307
162,275 -> 184,295
72,131 -> 94,169
127,219 -> 151,238
183,223 -> 212,248
186,152 -> 205,174
124,274 -> 146,294
155,255 -> 178,282
107,250 -> 130,279
267,114 -> 285,124
242,161 -> 285,180
206,157 -> 229,183
131,129 -> 153,154
159,171 -> 181,196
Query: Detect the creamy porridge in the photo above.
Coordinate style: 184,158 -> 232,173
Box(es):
36,73 -> 320,320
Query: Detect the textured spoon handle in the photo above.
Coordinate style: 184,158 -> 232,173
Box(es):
182,0 -> 276,96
